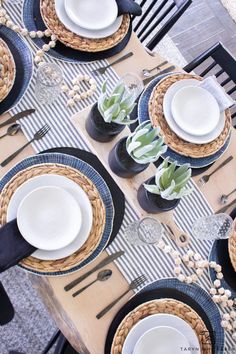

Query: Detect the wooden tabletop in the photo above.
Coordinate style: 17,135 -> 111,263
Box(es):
0,33 -> 236,354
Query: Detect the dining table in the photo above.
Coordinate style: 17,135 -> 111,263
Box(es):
0,7 -> 236,353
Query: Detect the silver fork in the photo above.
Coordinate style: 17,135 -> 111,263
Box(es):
0,124 -> 50,167
96,274 -> 147,319
91,52 -> 134,76
142,60 -> 168,77
199,155 -> 233,187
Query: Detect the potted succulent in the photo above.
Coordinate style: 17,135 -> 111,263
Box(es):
86,81 -> 137,142
138,159 -> 192,213
108,121 -> 167,178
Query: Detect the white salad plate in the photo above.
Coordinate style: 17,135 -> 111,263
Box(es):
163,79 -> 225,144
171,86 -> 220,136
122,313 -> 199,354
64,0 -> 118,30
7,174 -> 93,260
17,186 -> 82,251
55,0 -> 123,39
133,325 -> 189,354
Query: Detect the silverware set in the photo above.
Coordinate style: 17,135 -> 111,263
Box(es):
142,60 -> 168,77
0,123 -> 50,167
64,251 -> 146,319
199,155 -> 233,187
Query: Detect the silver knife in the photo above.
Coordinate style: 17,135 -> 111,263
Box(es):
0,109 -> 36,129
143,65 -> 176,86
64,250 -> 124,291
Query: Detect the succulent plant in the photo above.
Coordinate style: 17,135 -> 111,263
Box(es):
126,121 -> 167,164
97,81 -> 137,125
144,159 -> 192,200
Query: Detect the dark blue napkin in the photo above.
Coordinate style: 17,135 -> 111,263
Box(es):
116,0 -> 142,16
0,219 -> 36,273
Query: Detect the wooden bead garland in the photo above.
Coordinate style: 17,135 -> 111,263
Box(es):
0,5 -> 57,65
157,238 -> 236,339
61,74 -> 97,106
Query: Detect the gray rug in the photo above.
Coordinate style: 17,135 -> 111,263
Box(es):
0,267 -> 56,354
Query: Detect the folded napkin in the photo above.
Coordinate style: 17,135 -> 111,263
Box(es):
200,76 -> 236,113
0,219 -> 36,273
116,0 -> 142,16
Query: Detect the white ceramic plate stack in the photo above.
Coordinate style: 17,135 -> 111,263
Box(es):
7,174 -> 93,260
55,0 -> 123,39
122,313 -> 200,354
163,79 -> 224,144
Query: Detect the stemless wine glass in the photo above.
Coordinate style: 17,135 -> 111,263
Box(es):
124,216 -> 163,246
119,72 -> 144,100
192,213 -> 234,241
35,63 -> 63,105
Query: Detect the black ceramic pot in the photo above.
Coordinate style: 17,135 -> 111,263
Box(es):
108,137 -> 149,178
85,103 -> 125,142
137,177 -> 180,213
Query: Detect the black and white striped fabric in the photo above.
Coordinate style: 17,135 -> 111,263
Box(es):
5,2 -> 234,350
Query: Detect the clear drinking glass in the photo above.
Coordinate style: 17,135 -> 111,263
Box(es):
119,73 -> 144,100
192,213 -> 234,241
124,216 -> 163,246
35,63 -> 63,105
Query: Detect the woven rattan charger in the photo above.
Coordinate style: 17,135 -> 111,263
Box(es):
111,298 -> 212,354
40,0 -> 130,52
0,38 -> 16,102
148,73 -> 232,159
0,163 -> 106,274
228,225 -> 236,272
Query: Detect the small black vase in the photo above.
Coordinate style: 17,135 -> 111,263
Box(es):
85,103 -> 125,142
108,137 -> 149,178
137,177 -> 180,213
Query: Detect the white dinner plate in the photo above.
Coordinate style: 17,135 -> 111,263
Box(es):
133,326 -> 189,354
7,174 -> 93,260
55,0 -> 123,39
122,313 -> 200,354
64,0 -> 118,30
17,186 -> 81,251
163,79 -> 225,144
171,86 -> 220,136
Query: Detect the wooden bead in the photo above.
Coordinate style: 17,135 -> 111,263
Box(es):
182,255 -> 189,262
67,99 -> 75,107
68,90 -> 75,98
225,290 -> 232,298
221,320 -> 229,328
214,279 -> 221,288
210,288 -> 217,295
230,311 -> 236,318
163,245 -> 172,253
42,44 -> 50,52
30,31 -> 36,38
174,258 -> 181,265
73,85 -> 80,91
215,265 -> 222,273
178,274 -> 185,282
213,295 -> 220,303
21,28 -> 28,36
36,30 -> 44,38
187,250 -> 194,257
218,287 -> 225,295
74,94 -> 81,101
216,272 -> 223,279
174,267 -> 181,275
157,240 -> 165,249
44,29 -> 52,37
227,299 -> 233,307
194,253 -> 201,261
223,313 -> 230,320
210,261 -> 217,268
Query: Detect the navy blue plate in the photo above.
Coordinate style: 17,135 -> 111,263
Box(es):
23,0 -> 132,63
138,73 -> 231,169
0,25 -> 33,115
105,278 -> 224,354
209,209 -> 236,298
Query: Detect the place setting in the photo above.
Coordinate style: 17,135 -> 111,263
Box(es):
0,150 -> 125,275
138,72 -> 235,172
0,24 -> 33,115
22,0 -> 141,63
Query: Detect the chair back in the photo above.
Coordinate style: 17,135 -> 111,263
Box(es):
133,0 -> 192,50
184,42 -> 236,121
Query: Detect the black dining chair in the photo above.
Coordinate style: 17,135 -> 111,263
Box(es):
183,42 -> 236,123
42,330 -> 78,354
133,0 -> 192,51
0,281 -> 14,326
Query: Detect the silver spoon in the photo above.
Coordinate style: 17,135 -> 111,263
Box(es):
72,269 -> 112,297
220,188 -> 236,205
0,123 -> 21,140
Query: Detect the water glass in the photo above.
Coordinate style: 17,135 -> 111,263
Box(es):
192,213 -> 234,241
35,63 -> 63,105
124,216 -> 163,246
119,73 -> 144,99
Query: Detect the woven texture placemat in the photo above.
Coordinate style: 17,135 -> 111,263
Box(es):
148,73 -> 232,158
0,38 -> 16,102
40,0 -> 130,52
228,228 -> 236,272
111,298 -> 212,354
0,163 -> 106,273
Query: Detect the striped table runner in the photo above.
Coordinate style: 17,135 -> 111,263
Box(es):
4,2 -> 234,350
